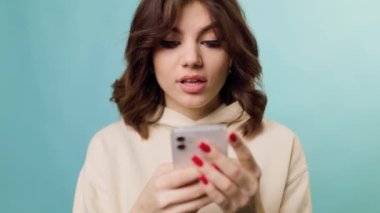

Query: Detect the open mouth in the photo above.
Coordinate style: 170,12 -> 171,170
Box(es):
180,79 -> 207,84
177,76 -> 207,94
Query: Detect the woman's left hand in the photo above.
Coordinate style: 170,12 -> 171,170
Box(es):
191,132 -> 265,213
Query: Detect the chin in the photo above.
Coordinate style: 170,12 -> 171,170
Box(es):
180,96 -> 218,110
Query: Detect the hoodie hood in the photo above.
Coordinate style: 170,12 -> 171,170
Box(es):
155,101 -> 250,128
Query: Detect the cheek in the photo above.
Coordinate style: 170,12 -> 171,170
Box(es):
211,55 -> 230,75
152,53 -> 163,73
153,51 -> 176,74
208,50 -> 230,66
152,55 -> 166,89
212,58 -> 230,86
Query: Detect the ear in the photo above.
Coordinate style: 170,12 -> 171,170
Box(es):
228,60 -> 233,74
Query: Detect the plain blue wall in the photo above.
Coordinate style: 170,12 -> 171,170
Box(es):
1,0 -> 379,212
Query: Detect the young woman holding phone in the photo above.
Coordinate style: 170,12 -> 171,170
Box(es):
73,0 -> 312,212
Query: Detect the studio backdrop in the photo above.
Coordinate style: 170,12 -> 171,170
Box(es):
1,0 -> 379,212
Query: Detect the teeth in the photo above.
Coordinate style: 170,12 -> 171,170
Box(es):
182,80 -> 203,83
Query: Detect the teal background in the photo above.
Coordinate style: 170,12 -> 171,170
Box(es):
1,0 -> 379,212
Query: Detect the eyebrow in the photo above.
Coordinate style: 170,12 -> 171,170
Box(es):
171,22 -> 218,36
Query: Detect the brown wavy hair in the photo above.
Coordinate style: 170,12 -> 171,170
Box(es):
111,0 -> 267,139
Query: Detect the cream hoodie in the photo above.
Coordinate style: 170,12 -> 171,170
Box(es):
73,102 -> 312,212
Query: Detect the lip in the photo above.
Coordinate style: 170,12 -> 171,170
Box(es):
176,75 -> 207,94
177,75 -> 207,83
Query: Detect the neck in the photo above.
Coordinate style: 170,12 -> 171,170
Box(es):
167,97 -> 222,121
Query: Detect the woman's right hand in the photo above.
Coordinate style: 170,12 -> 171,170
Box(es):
132,163 -> 211,213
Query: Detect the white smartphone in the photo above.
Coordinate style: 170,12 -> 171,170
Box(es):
171,124 -> 228,168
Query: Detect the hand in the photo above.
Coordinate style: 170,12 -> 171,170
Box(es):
191,132 -> 264,213
132,163 -> 212,213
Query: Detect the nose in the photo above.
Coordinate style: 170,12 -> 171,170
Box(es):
181,42 -> 203,69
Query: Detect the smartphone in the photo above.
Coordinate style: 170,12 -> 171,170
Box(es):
171,124 -> 228,168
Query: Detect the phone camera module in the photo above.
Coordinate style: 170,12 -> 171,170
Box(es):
176,136 -> 185,142
177,144 -> 186,150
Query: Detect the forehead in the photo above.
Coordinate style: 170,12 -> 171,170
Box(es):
174,1 -> 213,33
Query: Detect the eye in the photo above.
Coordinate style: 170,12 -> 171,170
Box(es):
200,40 -> 222,48
160,40 -> 180,48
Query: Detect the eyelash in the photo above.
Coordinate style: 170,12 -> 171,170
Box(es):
201,40 -> 222,48
160,40 -> 181,49
160,40 -> 222,49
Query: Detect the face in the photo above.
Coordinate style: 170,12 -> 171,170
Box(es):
153,1 -> 230,120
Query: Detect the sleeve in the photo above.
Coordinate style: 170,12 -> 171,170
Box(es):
279,136 -> 313,213
72,134 -> 119,213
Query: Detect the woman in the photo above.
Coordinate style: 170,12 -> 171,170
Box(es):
73,0 -> 312,212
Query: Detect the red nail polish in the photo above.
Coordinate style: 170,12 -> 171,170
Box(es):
199,174 -> 208,185
199,141 -> 211,153
229,133 -> 237,143
191,155 -> 203,167
211,163 -> 222,173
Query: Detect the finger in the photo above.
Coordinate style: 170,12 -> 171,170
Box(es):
228,132 -> 261,196
199,173 -> 252,212
159,182 -> 206,208
228,132 -> 260,174
198,140 -> 249,190
192,155 -> 241,202
163,195 -> 211,213
197,174 -> 233,211
198,140 -> 259,199
156,166 -> 199,189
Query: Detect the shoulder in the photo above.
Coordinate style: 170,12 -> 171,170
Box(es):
92,119 -> 139,141
243,119 -> 305,168
86,119 -> 141,153
82,120 -> 142,169
256,119 -> 308,175
249,120 -> 311,211
254,119 -> 298,145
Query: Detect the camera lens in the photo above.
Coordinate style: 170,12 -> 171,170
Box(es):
177,136 -> 185,142
177,144 -> 186,150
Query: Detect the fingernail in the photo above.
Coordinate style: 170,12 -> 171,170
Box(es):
191,155 -> 203,167
199,141 -> 211,153
229,132 -> 237,143
199,174 -> 208,185
211,163 -> 222,172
